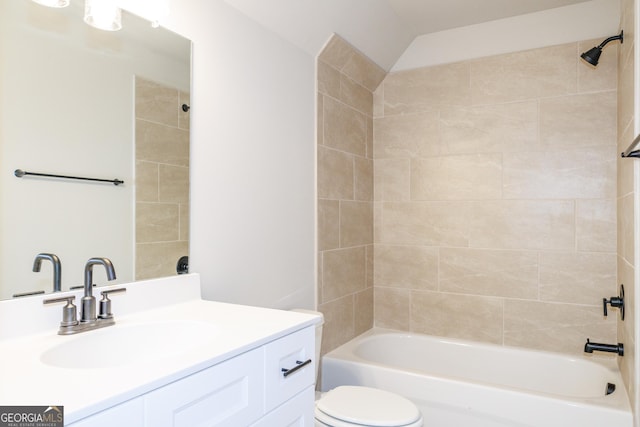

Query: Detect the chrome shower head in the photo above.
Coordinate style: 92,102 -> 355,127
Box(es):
580,31 -> 623,66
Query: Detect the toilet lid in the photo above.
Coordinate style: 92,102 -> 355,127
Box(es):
316,386 -> 422,427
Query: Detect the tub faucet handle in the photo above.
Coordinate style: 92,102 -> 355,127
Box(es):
603,284 -> 625,320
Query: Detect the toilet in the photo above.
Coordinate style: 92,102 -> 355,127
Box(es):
293,310 -> 423,427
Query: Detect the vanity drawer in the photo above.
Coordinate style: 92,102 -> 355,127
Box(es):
144,347 -> 264,427
263,326 -> 315,413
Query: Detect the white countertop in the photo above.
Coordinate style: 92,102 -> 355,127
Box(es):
0,274 -> 319,423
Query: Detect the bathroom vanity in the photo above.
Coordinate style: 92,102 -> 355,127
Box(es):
0,274 -> 319,426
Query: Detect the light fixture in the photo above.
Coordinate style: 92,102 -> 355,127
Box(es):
32,0 -> 169,32
31,0 -> 70,7
84,0 -> 122,31
580,31 -> 623,66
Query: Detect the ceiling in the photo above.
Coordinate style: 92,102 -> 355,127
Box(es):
387,0 -> 592,35
222,0 -> 616,70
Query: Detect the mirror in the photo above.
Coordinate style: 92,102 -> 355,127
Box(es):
0,0 -> 191,299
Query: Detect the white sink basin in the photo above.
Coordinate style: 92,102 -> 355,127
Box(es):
40,320 -> 218,369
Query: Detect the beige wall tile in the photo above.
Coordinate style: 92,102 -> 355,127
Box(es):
383,61 -> 471,115
470,43 -> 577,104
374,112 -> 440,159
618,257 -> 635,354
539,252 -> 616,304
158,164 -> 189,204
318,294 -> 355,354
136,241 -> 188,280
373,85 -> 384,119
318,95 -> 325,145
502,147 -> 616,200
136,161 -> 158,202
411,291 -> 503,344
340,74 -> 373,115
179,203 -> 189,241
366,117 -> 374,159
136,119 -> 190,167
366,245 -> 374,288
440,102 -> 538,154
318,146 -> 354,200
318,252 -> 324,303
323,96 -> 367,156
540,92 -> 616,150
380,202 -> 470,246
617,0 -> 636,407
322,247 -> 367,302
439,248 -> 538,299
374,158 -> 411,201
618,39 -> 635,137
618,123 -> 635,197
577,41 -> 618,93
411,154 -> 503,200
469,200 -> 575,250
618,194 -> 635,266
342,51 -> 386,92
318,35 -> 354,72
354,157 -> 373,201
576,199 -> 616,252
374,245 -> 438,290
504,300 -> 616,355
340,201 -> 373,247
178,91 -> 190,131
355,287 -> 374,336
318,60 -> 341,99
318,199 -> 340,251
136,202 -> 179,243
373,202 -> 383,244
374,287 -> 410,330
135,77 -> 179,127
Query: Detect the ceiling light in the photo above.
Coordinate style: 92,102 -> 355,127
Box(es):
31,0 -> 70,7
84,0 -> 122,31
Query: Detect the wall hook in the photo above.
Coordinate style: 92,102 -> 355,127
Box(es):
181,103 -> 190,112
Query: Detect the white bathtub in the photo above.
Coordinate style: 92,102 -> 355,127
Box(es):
321,328 -> 632,427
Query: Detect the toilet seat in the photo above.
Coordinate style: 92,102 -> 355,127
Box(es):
315,386 -> 423,427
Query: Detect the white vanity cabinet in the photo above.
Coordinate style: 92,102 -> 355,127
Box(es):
68,326 -> 315,427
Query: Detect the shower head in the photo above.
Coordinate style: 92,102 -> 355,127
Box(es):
580,31 -> 623,66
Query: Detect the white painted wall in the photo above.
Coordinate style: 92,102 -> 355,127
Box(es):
392,0 -> 621,71
221,0 -> 415,71
161,0 -> 316,310
0,1 -> 188,298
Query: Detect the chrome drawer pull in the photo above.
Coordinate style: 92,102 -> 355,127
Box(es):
281,359 -> 312,378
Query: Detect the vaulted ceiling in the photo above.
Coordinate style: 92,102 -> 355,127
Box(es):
223,0 -> 618,70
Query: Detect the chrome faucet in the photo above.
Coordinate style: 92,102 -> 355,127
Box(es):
44,257 -> 125,335
81,257 -> 116,323
33,253 -> 62,292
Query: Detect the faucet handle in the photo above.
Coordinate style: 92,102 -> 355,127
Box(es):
98,288 -> 126,320
603,284 -> 625,320
43,296 -> 79,328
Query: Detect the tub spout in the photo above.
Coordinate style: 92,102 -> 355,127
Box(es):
584,338 -> 624,356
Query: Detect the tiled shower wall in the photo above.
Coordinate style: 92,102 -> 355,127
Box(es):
617,0 -> 637,412
373,41 -> 619,356
317,36 -> 385,355
135,77 -> 190,280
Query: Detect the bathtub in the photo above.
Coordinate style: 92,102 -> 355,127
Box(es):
320,328 -> 632,427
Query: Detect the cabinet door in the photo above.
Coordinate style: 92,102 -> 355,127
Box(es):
250,386 -> 315,427
67,397 -> 144,427
145,348 -> 264,427
264,327 -> 315,413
